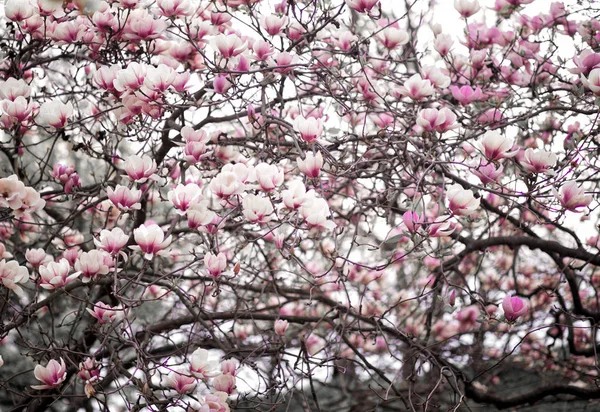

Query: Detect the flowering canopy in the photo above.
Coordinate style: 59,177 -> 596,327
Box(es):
1,0 -> 600,410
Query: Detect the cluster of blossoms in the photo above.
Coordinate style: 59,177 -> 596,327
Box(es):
2,0 -> 600,410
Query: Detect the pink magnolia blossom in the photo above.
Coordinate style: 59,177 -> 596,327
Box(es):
345,0 -> 379,13
254,163 -> 284,192
204,252 -> 227,278
402,211 -> 424,233
1,96 -> 34,126
502,295 -> 528,322
242,194 -> 274,223
261,15 -> 287,36
107,185 -> 142,211
166,370 -> 197,394
0,78 -> 31,101
454,0 -> 480,17
477,131 -> 518,160
378,27 -> 409,50
0,259 -> 29,296
39,259 -> 80,290
300,197 -> 336,230
415,108 -> 456,133
25,248 -> 52,269
209,171 -> 245,200
78,357 -> 100,384
554,181 -> 592,211
187,201 -> 217,229
472,162 -> 504,185
212,373 -> 236,394
123,155 -> 158,183
274,319 -> 289,336
37,100 -> 74,129
570,50 -> 600,76
130,224 -> 172,260
4,0 -> 35,22
580,68 -> 600,96
87,301 -> 121,324
252,39 -> 274,61
397,74 -> 435,100
450,85 -> 484,105
294,116 -> 323,143
282,181 -> 315,210
32,358 -> 67,390
75,250 -> 111,283
221,359 -> 237,376
434,34 -> 453,56
213,75 -> 232,95
157,0 -> 192,17
50,163 -> 81,194
168,183 -> 203,215
190,348 -> 219,379
519,148 -> 557,174
201,392 -> 231,411
212,34 -> 246,59
122,9 -> 167,41
94,228 -> 129,256
143,64 -> 176,92
114,63 -> 147,93
446,185 -> 480,216
297,151 -> 324,178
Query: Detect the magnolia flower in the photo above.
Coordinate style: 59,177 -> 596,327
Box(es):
0,259 -> 29,296
130,224 -> 172,260
428,216 -> 456,237
415,108 -> 456,133
454,0 -> 480,17
190,348 -> 219,379
0,77 -> 31,101
204,252 -> 227,278
187,201 -> 217,230
294,116 -> 323,143
397,74 -> 435,100
209,171 -> 245,200
39,259 -> 80,290
87,301 -> 121,324
282,180 -> 315,210
123,155 -> 158,183
581,68 -> 600,96
94,228 -> 129,256
75,250 -> 111,283
261,15 -> 287,36
450,85 -> 484,105
519,148 -> 557,174
274,319 -> 289,336
555,181 -> 592,211
212,373 -> 236,394
168,183 -> 203,215
221,360 -> 237,376
37,100 -> 74,129
297,151 -> 324,178
477,131 -> 518,161
107,185 -> 142,211
345,0 -> 379,13
300,197 -> 336,230
4,0 -> 35,22
402,211 -> 424,233
502,295 -> 528,322
378,27 -> 409,49
212,34 -> 246,58
254,163 -> 284,192
446,185 -> 480,216
242,194 -> 274,223
32,358 -> 67,390
166,370 -> 197,394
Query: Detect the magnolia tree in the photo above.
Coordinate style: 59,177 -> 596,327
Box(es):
2,0 -> 600,410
